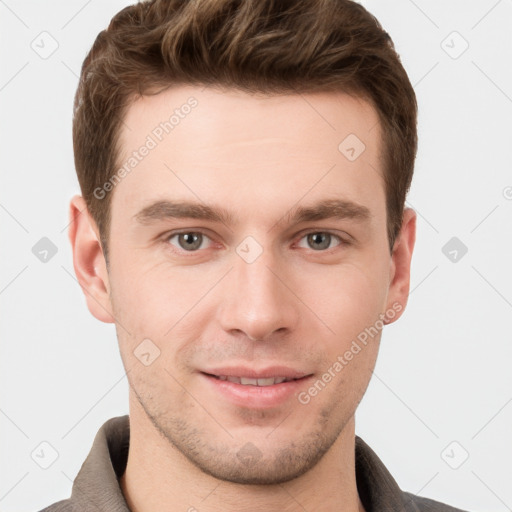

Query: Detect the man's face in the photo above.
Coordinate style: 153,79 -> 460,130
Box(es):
77,85 -> 414,484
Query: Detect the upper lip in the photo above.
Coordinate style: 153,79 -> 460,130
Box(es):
201,366 -> 312,379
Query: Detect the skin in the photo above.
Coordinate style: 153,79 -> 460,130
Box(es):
69,85 -> 416,512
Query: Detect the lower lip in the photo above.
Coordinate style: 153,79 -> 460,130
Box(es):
200,373 -> 313,409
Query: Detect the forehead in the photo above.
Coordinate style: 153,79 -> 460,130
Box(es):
120,85 -> 381,155
113,85 -> 385,225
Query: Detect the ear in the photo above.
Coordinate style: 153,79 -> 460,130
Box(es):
384,207 -> 416,324
68,195 -> 114,323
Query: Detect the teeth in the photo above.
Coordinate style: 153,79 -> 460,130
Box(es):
216,375 -> 292,386
256,377 -> 277,386
240,377 -> 258,385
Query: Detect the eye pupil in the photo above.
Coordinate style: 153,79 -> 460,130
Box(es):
308,233 -> 331,250
179,233 -> 202,251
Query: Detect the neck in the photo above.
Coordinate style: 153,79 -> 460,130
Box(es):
120,396 -> 365,512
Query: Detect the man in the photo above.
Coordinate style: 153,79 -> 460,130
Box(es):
40,0 -> 468,510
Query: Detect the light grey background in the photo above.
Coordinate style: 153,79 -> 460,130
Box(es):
1,1 -> 511,511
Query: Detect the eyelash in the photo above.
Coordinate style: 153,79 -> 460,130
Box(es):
163,229 -> 350,255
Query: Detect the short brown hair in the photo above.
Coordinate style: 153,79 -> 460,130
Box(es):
73,0 -> 417,265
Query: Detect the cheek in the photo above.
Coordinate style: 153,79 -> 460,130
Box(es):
110,255 -> 207,333
302,261 -> 388,337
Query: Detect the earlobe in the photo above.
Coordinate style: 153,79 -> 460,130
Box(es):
68,195 -> 115,323
384,207 -> 417,325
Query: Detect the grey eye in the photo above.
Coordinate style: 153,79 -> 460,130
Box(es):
297,232 -> 342,251
170,232 -> 206,251
307,233 -> 332,250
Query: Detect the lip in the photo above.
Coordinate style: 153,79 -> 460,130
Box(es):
199,370 -> 314,409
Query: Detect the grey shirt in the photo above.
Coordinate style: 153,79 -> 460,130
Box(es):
38,415 -> 468,512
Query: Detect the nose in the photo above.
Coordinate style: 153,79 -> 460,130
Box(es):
217,246 -> 299,342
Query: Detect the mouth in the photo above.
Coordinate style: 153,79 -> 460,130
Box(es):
199,370 -> 314,409
202,373 -> 304,386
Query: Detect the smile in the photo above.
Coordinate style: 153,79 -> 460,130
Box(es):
208,375 -> 299,386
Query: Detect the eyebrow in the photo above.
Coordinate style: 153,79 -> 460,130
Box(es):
133,198 -> 372,228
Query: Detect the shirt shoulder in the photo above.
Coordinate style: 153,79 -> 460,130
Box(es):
403,491 -> 470,512
34,415 -> 131,512
355,436 -> 471,512
37,499 -> 77,512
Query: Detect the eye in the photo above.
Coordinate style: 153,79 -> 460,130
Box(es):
296,232 -> 344,251
167,232 -> 213,252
